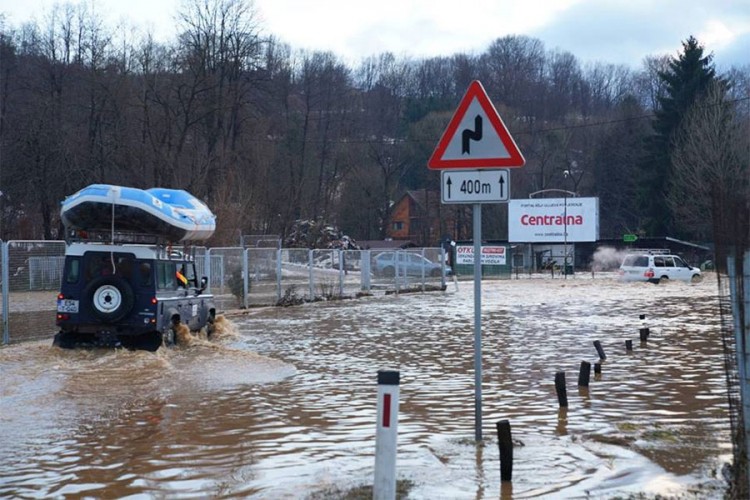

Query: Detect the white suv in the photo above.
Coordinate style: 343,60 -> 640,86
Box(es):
618,253 -> 702,284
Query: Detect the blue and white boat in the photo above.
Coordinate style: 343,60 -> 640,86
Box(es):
61,184 -> 216,242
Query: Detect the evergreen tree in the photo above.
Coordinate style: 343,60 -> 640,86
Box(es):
638,36 -> 720,237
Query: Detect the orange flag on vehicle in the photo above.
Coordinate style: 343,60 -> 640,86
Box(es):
176,270 -> 188,286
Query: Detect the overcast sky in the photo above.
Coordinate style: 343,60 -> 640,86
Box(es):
2,0 -> 748,70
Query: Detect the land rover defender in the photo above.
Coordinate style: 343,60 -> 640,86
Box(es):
54,241 -> 216,351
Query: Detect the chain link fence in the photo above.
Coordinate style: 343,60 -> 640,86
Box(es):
1,242 -> 448,345
2,241 -> 67,343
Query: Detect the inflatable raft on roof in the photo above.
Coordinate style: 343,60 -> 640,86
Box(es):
61,184 -> 216,242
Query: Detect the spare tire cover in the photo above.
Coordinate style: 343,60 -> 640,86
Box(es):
85,276 -> 135,323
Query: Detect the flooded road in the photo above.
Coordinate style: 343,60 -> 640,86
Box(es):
0,274 -> 731,498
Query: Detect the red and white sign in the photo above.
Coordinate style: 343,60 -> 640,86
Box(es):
455,245 -> 507,265
508,197 -> 600,243
428,80 -> 525,170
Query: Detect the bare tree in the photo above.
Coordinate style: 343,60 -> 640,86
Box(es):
669,81 -> 748,240
633,55 -> 671,111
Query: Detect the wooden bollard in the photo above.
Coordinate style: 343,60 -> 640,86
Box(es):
555,371 -> 568,408
593,340 -> 606,360
625,339 -> 633,351
496,420 -> 513,482
578,361 -> 591,387
594,362 -> 602,375
639,328 -> 650,342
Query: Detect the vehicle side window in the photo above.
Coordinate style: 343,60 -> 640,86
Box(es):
138,262 -> 153,287
156,261 -> 178,290
65,257 -> 80,284
634,256 -> 649,267
176,264 -> 190,288
653,256 -> 665,267
114,256 -> 134,279
183,263 -> 197,284
663,257 -> 676,267
673,257 -> 686,267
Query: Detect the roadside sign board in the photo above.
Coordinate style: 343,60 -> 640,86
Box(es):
455,245 -> 507,265
428,80 -> 525,170
441,169 -> 509,204
623,234 -> 638,243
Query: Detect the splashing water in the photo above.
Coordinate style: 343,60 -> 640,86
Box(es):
591,246 -> 630,272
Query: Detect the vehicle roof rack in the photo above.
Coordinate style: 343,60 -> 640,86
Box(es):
65,229 -> 202,261
625,248 -> 671,255
65,229 -> 167,246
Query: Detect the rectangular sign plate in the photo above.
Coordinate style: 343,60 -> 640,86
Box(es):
441,169 -> 509,204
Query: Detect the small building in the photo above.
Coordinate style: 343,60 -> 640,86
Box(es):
386,189 -> 471,246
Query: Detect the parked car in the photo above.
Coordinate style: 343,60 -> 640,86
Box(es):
618,253 -> 702,284
54,242 -> 216,351
372,251 -> 447,278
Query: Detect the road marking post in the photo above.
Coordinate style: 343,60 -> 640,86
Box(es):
578,361 -> 591,387
593,340 -> 607,360
374,370 -> 400,500
496,420 -> 513,482
555,371 -> 568,408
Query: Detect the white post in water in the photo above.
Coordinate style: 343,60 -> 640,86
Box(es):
374,369 -> 400,500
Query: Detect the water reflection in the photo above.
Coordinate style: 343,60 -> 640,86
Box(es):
0,275 -> 731,498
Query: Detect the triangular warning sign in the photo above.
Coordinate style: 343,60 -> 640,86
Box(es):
428,80 -> 525,169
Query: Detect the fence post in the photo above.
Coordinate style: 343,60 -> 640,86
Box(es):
729,253 -> 750,493
276,249 -> 282,303
204,248 -> 212,293
421,248 -> 426,292
2,241 -> 9,344
338,249 -> 344,297
440,247 -> 446,289
374,369 -> 400,500
309,250 -> 315,300
363,250 -> 371,292
242,248 -> 249,309
395,250 -> 401,295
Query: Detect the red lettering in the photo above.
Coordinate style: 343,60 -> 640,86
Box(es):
520,214 -> 584,226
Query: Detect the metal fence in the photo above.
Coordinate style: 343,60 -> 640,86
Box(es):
1,241 -> 447,345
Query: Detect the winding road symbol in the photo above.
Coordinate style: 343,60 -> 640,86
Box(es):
427,80 -> 525,169
462,115 -> 483,155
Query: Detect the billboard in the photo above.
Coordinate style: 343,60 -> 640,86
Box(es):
508,197 -> 599,243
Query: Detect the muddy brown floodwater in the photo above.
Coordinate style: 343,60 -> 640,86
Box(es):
0,273 -> 731,498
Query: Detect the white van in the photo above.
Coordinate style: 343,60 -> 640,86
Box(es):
618,253 -> 702,284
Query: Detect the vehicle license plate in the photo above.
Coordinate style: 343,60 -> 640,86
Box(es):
57,299 -> 79,313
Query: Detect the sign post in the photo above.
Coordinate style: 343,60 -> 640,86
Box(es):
428,80 -> 525,441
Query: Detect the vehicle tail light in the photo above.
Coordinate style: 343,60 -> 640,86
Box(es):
56,313 -> 69,322
644,268 -> 655,279
57,293 -> 65,300
151,297 -> 158,305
